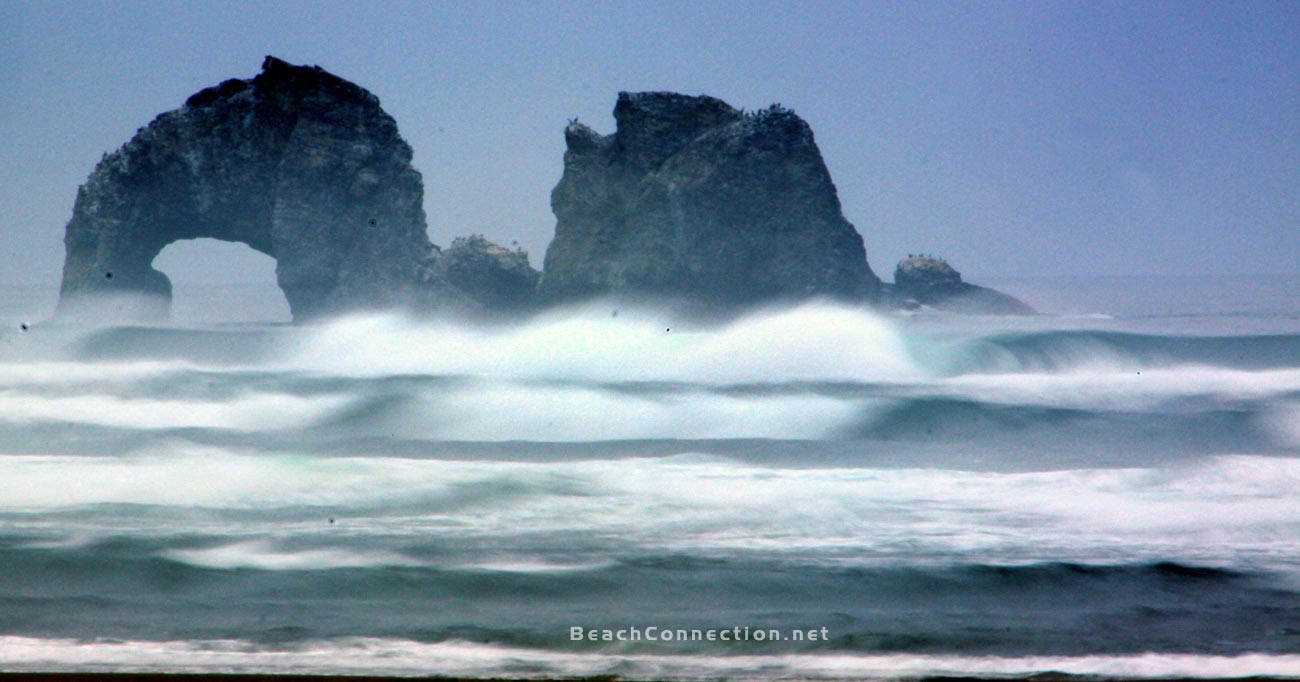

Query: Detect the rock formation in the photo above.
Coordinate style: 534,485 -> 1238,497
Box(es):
888,256 -> 1033,314
56,56 -> 464,321
540,93 -> 881,304
56,59 -> 1032,321
444,235 -> 540,312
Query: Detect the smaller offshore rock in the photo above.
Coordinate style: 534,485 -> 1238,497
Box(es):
444,235 -> 540,311
889,256 -> 1034,314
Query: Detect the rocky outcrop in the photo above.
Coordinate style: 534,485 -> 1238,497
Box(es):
56,56 -> 465,321
888,256 -> 1034,314
55,61 -> 1035,322
444,235 -> 540,311
540,93 -> 881,305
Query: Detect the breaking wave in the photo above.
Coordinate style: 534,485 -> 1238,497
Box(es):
4,295 -> 1300,675
2,636 -> 1300,678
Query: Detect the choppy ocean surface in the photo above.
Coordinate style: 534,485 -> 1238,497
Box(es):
1,275 -> 1298,679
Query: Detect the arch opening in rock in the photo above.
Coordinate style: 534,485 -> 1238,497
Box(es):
152,238 -> 290,324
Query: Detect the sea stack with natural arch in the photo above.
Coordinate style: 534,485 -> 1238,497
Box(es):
56,56 -> 471,320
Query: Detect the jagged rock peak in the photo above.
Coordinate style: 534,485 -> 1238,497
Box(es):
56,56 -> 465,321
541,91 -> 881,305
608,92 -> 742,171
183,57 -> 374,109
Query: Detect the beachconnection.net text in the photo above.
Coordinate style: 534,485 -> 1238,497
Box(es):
570,626 -> 830,643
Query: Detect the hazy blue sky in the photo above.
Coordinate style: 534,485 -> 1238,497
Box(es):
2,0 -> 1298,291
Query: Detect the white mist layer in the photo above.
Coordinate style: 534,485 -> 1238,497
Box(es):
393,381 -> 861,441
5,361 -> 1298,442
0,382 -> 857,441
289,301 -> 923,383
6,447 -> 1300,570
0,303 -> 924,441
0,362 -> 862,441
0,390 -> 349,431
7,302 -> 1299,442
0,447 -> 448,510
943,365 -> 1300,412
0,360 -> 197,387
2,636 -> 1299,678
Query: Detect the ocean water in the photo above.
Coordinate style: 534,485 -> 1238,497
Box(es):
0,276 -> 1298,679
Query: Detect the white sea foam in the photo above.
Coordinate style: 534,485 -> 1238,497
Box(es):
0,447 -> 452,510
578,454 -> 1300,567
289,300 -> 922,383
280,304 -> 1300,429
941,365 -> 1300,412
6,302 -> 1295,442
0,360 -> 197,387
6,447 -> 1299,570
163,539 -> 421,570
0,390 -> 348,431
1,636 -> 1299,678
383,380 -> 863,441
3,361 -> 1294,441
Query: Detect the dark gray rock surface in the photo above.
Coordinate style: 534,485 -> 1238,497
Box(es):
444,235 -> 540,312
56,56 -> 464,321
540,93 -> 881,304
889,256 -> 1034,314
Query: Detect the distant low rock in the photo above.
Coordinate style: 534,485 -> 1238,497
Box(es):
540,92 -> 882,305
444,235 -> 540,311
889,256 -> 1034,314
893,256 -> 965,301
56,56 -> 466,321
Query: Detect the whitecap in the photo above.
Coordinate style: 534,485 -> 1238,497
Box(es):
162,539 -> 420,570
